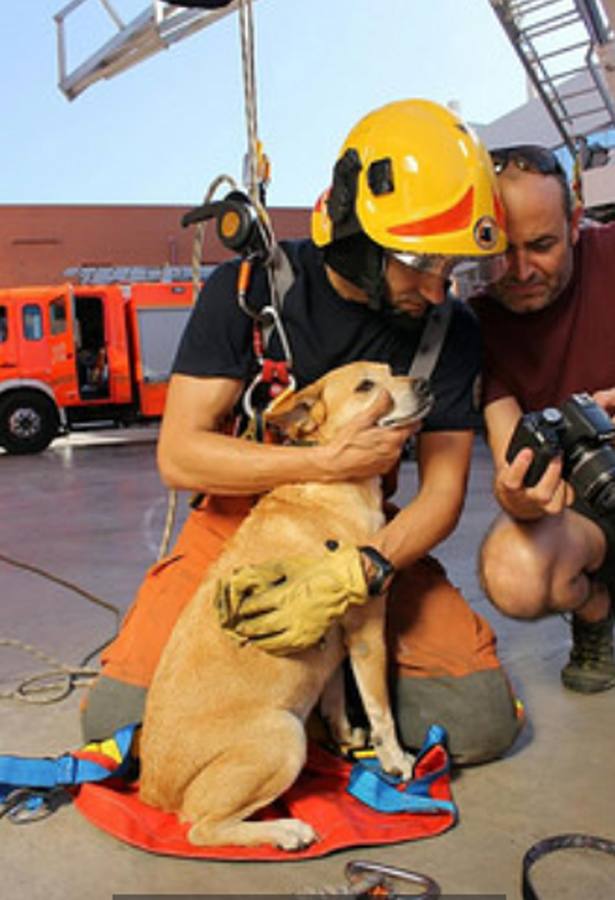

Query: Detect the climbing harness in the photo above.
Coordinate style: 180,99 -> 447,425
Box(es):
522,833 -> 615,900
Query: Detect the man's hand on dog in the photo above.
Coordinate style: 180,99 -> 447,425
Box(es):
318,389 -> 420,481
215,544 -> 379,654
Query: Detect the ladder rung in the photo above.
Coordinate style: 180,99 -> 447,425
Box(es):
537,64 -> 594,80
562,104 -> 613,120
558,86 -> 601,100
523,12 -> 581,40
535,39 -> 591,62
508,0 -> 573,16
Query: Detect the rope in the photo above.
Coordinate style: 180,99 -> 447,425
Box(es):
162,0 -> 278,558
0,639 -> 98,705
190,172 -> 238,303
157,170 -> 246,563
0,552 -> 121,704
238,0 -> 259,204
157,485 -> 178,561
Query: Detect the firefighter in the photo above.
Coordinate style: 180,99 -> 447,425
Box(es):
82,99 -> 523,764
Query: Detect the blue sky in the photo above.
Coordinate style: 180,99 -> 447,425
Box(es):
3,1 -> 528,207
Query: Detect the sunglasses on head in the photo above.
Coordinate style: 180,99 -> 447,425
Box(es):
489,145 -> 565,177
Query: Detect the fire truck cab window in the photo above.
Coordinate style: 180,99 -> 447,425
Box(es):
0,306 -> 7,342
49,297 -> 67,335
23,304 -> 43,341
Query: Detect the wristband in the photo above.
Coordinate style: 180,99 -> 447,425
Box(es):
358,545 -> 396,596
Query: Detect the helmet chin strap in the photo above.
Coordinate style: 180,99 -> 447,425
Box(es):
324,232 -> 450,322
324,233 -> 388,311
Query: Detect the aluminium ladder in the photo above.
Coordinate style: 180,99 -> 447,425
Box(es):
55,0 -> 246,100
489,0 -> 615,151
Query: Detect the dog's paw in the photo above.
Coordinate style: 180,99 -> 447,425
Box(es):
271,818 -> 318,851
378,747 -> 415,782
334,725 -> 370,754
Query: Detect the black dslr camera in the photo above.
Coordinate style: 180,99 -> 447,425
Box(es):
506,392 -> 615,515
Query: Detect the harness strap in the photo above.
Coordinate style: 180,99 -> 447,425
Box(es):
408,298 -> 453,381
347,724 -> 457,817
0,724 -> 138,816
262,242 -> 296,349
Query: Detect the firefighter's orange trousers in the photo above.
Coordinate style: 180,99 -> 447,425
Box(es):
82,496 -> 523,764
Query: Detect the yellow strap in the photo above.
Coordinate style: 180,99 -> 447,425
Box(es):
82,736 -> 123,765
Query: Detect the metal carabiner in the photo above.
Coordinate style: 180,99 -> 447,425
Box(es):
345,860 -> 441,899
0,787 -> 70,824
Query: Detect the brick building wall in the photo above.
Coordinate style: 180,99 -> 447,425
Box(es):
0,205 -> 311,287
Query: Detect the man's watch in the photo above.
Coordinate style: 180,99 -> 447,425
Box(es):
358,545 -> 396,596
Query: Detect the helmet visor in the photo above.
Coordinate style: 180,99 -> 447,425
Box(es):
388,250 -> 508,298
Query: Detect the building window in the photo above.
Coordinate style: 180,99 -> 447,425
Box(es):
0,306 -> 7,342
49,296 -> 67,335
23,304 -> 43,341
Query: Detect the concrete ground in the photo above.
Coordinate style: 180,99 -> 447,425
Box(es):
1,428 -> 614,899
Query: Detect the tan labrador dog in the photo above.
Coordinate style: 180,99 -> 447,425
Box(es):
139,361 -> 433,850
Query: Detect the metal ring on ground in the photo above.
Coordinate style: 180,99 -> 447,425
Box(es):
345,859 -> 441,898
522,833 -> 615,900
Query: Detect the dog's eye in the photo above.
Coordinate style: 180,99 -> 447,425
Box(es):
355,378 -> 375,393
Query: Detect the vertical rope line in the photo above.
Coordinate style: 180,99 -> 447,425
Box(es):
238,0 -> 259,204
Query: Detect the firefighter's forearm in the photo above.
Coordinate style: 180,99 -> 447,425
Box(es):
157,430 -> 332,495
157,373 -> 411,495
157,423 -> 410,495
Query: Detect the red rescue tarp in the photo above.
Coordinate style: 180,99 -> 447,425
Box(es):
74,741 -> 456,861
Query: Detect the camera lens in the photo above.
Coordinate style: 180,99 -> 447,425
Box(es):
595,482 -> 615,514
568,444 -> 615,515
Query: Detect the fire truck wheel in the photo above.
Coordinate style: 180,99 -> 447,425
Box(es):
0,391 -> 60,455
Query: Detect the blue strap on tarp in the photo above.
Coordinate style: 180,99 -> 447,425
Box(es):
1,722 -> 456,823
0,724 -> 137,816
347,724 -> 457,818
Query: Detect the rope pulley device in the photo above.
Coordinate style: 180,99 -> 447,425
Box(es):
181,189 -> 272,261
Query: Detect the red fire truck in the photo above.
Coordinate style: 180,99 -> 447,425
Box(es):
0,276 -> 198,454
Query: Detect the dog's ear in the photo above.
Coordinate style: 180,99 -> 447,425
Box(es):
265,382 -> 326,440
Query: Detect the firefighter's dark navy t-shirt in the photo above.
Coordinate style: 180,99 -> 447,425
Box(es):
172,240 -> 481,432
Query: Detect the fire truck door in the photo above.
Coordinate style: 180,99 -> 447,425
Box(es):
0,299 -> 17,370
47,293 -> 79,406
